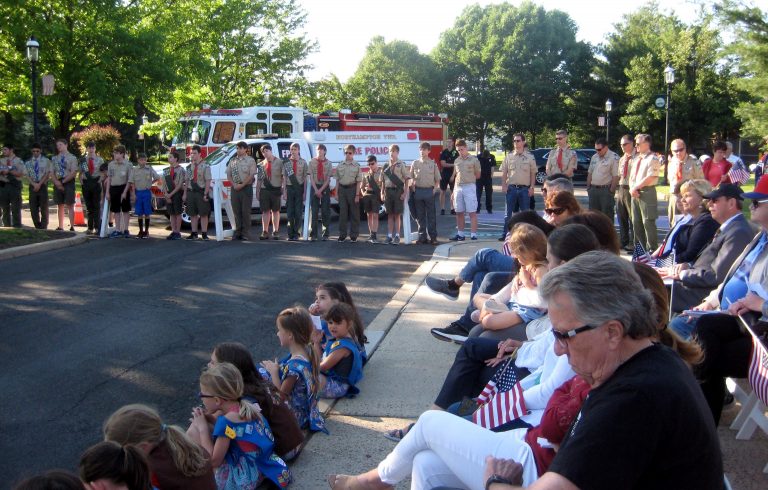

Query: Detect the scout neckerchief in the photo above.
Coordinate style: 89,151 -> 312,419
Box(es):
316,158 -> 325,182
58,154 -> 67,179
383,161 -> 404,190
285,158 -> 300,187
557,148 -> 563,171
191,161 -> 203,191
80,155 -> 96,179
165,165 -> 176,192
33,157 -> 40,181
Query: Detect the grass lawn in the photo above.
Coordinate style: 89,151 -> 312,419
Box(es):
0,228 -> 74,250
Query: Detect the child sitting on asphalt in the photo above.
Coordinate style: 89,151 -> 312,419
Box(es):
314,303 -> 365,399
259,306 -> 326,434
309,282 -> 368,362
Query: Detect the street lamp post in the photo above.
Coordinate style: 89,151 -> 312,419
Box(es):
663,65 -> 675,184
26,37 -> 40,143
141,114 -> 148,153
605,99 -> 612,143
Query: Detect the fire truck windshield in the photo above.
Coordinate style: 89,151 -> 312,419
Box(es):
178,120 -> 211,145
202,143 -> 236,167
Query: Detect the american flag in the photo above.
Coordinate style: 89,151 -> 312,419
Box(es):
728,166 -> 750,185
472,358 -> 528,429
748,329 -> 768,406
632,242 -> 676,268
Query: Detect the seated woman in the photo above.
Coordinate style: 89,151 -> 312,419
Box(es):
560,210 -> 621,254
543,190 -> 581,226
659,179 -> 719,264
468,223 -> 549,342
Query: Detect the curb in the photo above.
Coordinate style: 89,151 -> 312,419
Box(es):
0,233 -> 89,261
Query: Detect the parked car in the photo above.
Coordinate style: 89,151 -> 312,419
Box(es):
535,148 -> 597,184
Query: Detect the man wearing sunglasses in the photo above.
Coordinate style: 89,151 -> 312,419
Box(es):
545,129 -> 576,178
586,137 -> 619,223
616,135 -> 635,251
666,139 -> 703,226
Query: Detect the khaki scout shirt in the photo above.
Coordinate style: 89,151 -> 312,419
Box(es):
186,162 -> 212,191
668,154 -> 704,188
24,156 -> 52,183
79,155 -> 105,181
629,151 -> 661,189
0,156 -> 25,184
227,155 -> 256,186
546,147 -> 577,176
335,160 -> 361,186
361,168 -> 382,195
52,152 -> 79,181
502,151 -> 536,186
618,153 -> 634,186
259,157 -> 284,189
163,164 -> 186,193
588,150 -> 620,186
382,160 -> 408,188
309,157 -> 331,186
107,160 -> 133,187
410,158 -> 440,188
284,158 -> 308,185
454,155 -> 480,185
129,165 -> 161,191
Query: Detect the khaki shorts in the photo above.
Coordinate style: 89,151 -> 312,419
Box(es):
259,188 -> 282,212
54,181 -> 75,205
384,187 -> 404,215
361,194 -> 381,214
187,190 -> 210,216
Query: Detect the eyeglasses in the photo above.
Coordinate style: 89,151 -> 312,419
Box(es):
595,147 -> 605,152
197,391 -> 215,399
551,324 -> 600,347
513,139 -> 523,143
750,199 -> 768,209
544,207 -> 566,215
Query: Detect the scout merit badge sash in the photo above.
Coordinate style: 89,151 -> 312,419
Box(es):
164,166 -> 176,192
57,154 -> 68,179
365,170 -> 380,196
79,157 -> 96,180
283,158 -> 301,187
383,163 -> 404,191
260,160 -> 281,192
26,159 -> 41,182
230,157 -> 243,185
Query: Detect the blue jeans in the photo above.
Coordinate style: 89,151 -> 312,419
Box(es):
669,315 -> 699,340
505,186 -> 530,222
457,272 -> 511,329
456,248 -> 516,328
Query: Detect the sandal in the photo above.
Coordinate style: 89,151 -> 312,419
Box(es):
383,422 -> 414,442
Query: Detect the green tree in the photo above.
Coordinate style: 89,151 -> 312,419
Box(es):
345,37 -> 444,114
294,75 -> 353,114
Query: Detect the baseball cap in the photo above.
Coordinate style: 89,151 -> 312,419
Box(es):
703,183 -> 744,200
742,175 -> 768,200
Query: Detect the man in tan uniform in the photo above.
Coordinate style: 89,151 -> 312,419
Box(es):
52,138 -> 79,231
257,143 -> 284,240
78,142 -> 105,235
500,133 -> 536,239
667,138 -> 704,225
361,155 -> 382,243
105,145 -> 133,238
545,129 -> 577,178
0,144 -> 26,227
128,152 -> 161,239
284,142 -> 308,241
587,137 -> 620,222
381,144 -> 409,245
335,144 -> 362,241
308,144 -> 332,241
449,139 -> 481,241
616,135 -> 635,250
24,143 -> 51,229
630,133 -> 661,251
226,141 -> 256,241
183,145 -> 212,240
410,142 -> 440,244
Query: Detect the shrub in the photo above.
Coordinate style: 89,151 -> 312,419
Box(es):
70,125 -> 122,159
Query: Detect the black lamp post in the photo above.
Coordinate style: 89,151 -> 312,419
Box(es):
26,36 -> 40,143
605,99 -> 612,143
141,114 -> 148,153
663,65 -> 675,163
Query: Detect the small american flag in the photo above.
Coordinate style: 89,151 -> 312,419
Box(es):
655,250 -> 676,269
631,242 -> 652,264
472,358 -> 528,429
748,329 -> 768,406
728,166 -> 750,185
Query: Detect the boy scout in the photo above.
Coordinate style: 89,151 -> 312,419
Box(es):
164,150 -> 187,240
129,153 -> 160,239
361,155 -> 382,243
183,145 -> 212,240
630,133 -> 661,251
0,144 -> 25,228
308,144 -> 331,241
25,143 -> 52,229
105,145 -> 133,238
226,141 -> 256,241
381,144 -> 409,245
52,138 -> 79,231
617,135 -> 635,250
500,133 -> 537,239
586,137 -> 620,222
546,129 -> 578,177
450,139 -> 481,241
335,144 -> 362,241
78,142 -> 105,235
284,142 -> 307,241
256,143 -> 284,240
409,142 -> 440,244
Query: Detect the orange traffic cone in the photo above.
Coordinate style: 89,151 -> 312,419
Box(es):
74,192 -> 86,226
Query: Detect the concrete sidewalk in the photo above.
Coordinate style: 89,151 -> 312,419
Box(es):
290,239 -> 768,489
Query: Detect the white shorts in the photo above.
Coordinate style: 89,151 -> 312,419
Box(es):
452,183 -> 477,213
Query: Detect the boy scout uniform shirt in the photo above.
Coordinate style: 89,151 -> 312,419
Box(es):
588,150 -> 620,186
629,152 -> 661,189
53,152 -> 79,181
163,165 -> 186,193
130,165 -> 161,191
383,160 -> 408,188
24,156 -> 52,183
410,158 -> 440,188
79,155 -> 105,181
186,162 -> 212,190
502,151 -> 536,185
259,158 -> 284,188
309,157 -> 330,186
618,153 -> 634,186
668,154 -> 704,188
455,155 -> 481,184
335,160 -> 362,186
361,168 -> 382,195
546,147 -> 577,175
107,160 -> 132,187
0,156 -> 25,184
228,155 -> 256,185
285,158 -> 307,185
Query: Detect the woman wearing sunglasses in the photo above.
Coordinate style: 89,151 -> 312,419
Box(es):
543,191 -> 581,226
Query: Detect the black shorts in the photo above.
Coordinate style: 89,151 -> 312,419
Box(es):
361,194 -> 381,213
166,192 -> 184,215
54,181 -> 76,205
109,185 -> 131,213
439,168 -> 454,191
260,188 -> 282,212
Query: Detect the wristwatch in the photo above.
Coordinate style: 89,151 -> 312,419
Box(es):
486,474 -> 514,490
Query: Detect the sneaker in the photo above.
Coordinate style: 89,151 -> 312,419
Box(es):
109,230 -> 121,238
201,233 -> 209,240
166,233 -> 175,240
448,234 -> 465,241
123,231 -> 130,238
337,236 -> 346,242
425,276 -> 460,300
69,226 -> 75,232
441,209 -> 445,215
260,232 -> 269,240
55,227 -> 64,231
450,209 -> 456,215
186,232 -> 198,240
368,233 -> 377,244
288,236 -> 298,241
430,322 -> 470,343
322,235 -> 329,241
417,237 -> 428,244
471,235 -> 478,241
393,235 -> 400,245
272,233 -> 279,240
141,231 -> 149,239
350,237 -> 358,242
430,237 -> 438,245
170,232 -> 182,240
384,236 -> 393,244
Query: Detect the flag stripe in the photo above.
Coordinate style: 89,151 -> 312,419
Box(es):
748,331 -> 768,406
